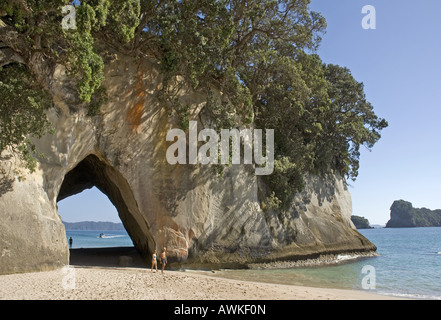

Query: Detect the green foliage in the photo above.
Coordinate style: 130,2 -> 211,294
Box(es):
323,64 -> 389,179
106,0 -> 140,44
0,0 -> 388,210
64,30 -> 104,103
86,85 -> 108,116
61,1 -> 109,104
252,50 -> 388,209
146,0 -> 326,129
265,156 -> 303,210
0,0 -> 139,109
265,191 -> 283,211
0,64 -> 53,172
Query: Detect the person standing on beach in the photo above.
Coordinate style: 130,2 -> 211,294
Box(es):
160,248 -> 167,274
69,237 -> 73,248
152,250 -> 158,272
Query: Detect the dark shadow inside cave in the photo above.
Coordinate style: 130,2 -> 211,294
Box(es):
57,154 -> 155,267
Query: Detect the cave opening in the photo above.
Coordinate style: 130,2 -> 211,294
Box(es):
56,154 -> 155,267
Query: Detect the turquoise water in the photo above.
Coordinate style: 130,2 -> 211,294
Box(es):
66,229 -> 134,249
360,227 -> 441,299
212,227 -> 441,300
65,227 -> 441,299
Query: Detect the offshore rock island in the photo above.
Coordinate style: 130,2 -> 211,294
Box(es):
386,200 -> 441,228
351,216 -> 373,229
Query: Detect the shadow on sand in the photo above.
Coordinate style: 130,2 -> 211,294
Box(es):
69,247 -> 149,269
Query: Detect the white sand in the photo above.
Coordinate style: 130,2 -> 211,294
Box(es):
0,266 -> 400,300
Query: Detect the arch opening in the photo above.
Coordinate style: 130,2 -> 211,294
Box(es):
57,154 -> 155,266
58,187 -> 135,247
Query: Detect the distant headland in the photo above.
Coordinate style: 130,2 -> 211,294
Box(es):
386,200 -> 441,228
63,221 -> 125,231
351,215 -> 373,229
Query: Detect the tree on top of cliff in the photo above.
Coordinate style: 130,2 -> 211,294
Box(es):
0,0 -> 387,208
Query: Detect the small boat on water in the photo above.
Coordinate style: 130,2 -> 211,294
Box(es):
99,233 -> 105,238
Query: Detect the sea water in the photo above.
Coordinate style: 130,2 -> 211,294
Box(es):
211,227 -> 441,300
65,227 -> 441,299
66,229 -> 134,249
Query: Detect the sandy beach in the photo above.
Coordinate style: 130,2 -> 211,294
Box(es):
0,247 -> 403,300
0,265 -> 398,300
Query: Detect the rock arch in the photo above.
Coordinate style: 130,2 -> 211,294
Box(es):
0,54 -> 376,275
58,154 -> 156,261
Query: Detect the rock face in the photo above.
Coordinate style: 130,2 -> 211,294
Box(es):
386,200 -> 441,228
0,53 -> 375,275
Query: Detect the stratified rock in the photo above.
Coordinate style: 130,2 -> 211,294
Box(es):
0,53 -> 375,274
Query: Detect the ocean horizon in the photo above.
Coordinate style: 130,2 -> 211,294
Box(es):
66,229 -> 134,249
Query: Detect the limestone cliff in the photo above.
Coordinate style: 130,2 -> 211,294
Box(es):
0,53 -> 375,274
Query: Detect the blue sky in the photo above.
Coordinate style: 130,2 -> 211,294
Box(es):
309,0 -> 441,224
58,187 -> 120,223
58,1 -> 441,225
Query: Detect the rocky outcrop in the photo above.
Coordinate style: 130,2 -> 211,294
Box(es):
351,216 -> 372,229
0,52 -> 375,274
386,200 -> 441,228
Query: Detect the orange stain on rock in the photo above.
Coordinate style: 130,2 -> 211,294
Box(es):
127,68 -> 146,132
